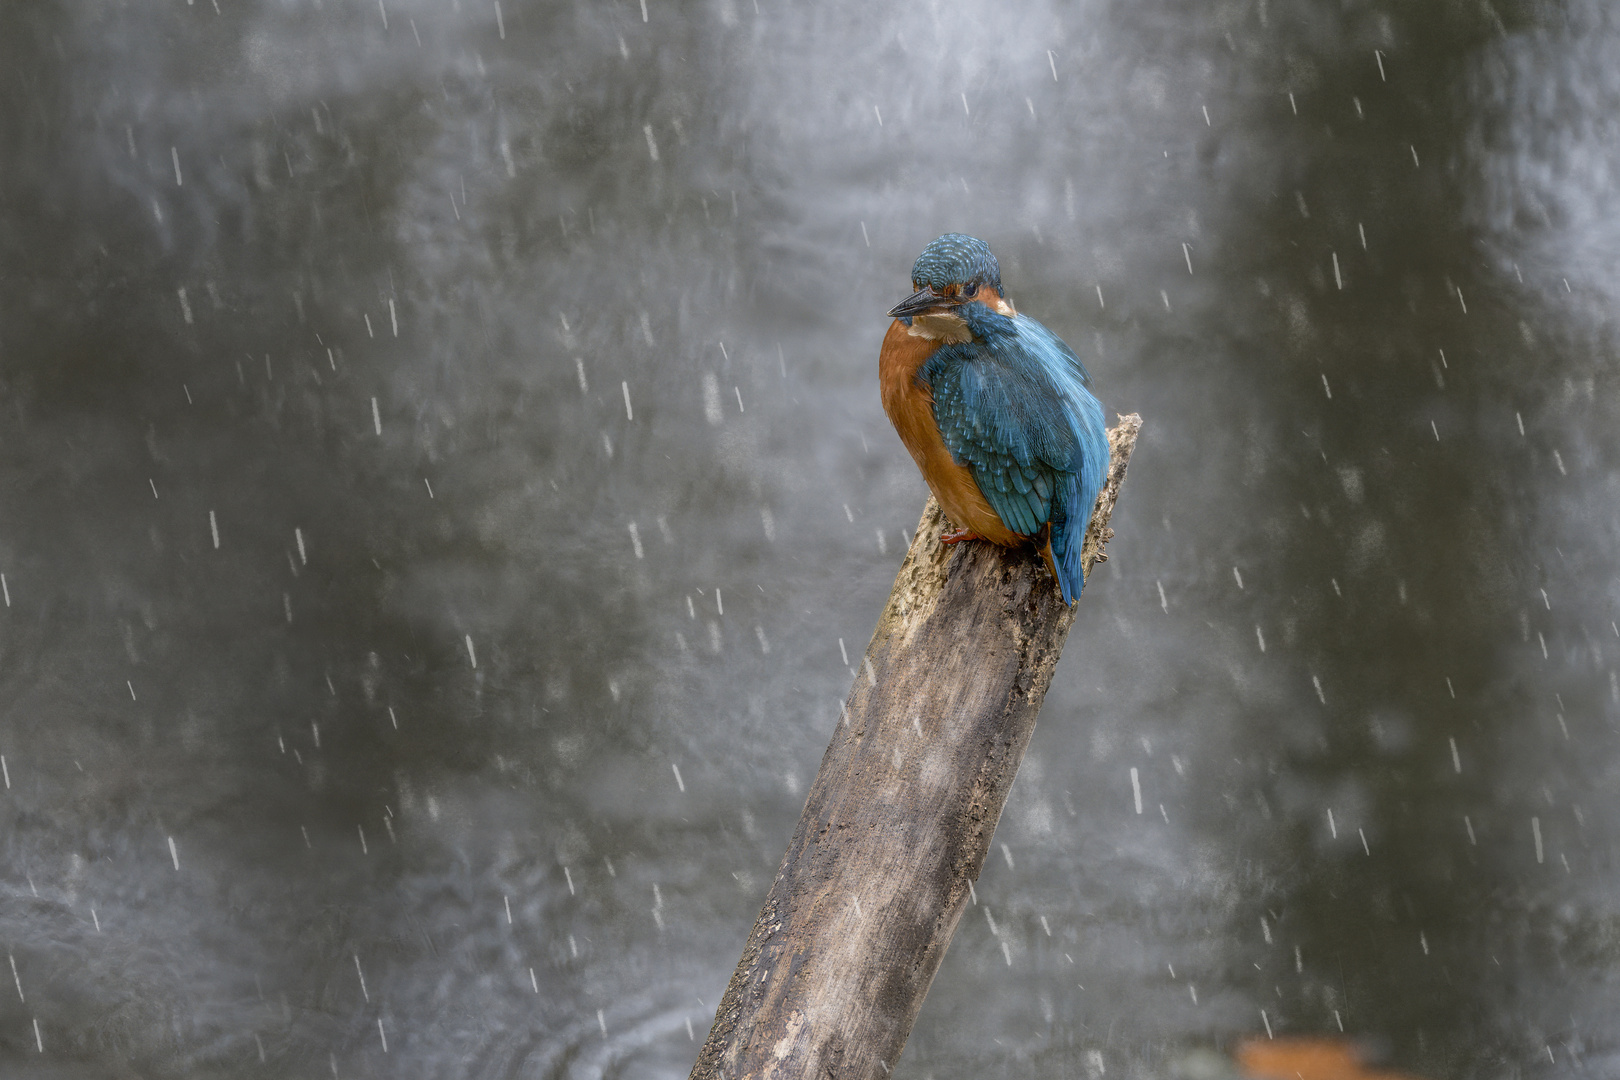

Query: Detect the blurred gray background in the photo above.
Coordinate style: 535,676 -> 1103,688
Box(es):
2,0 -> 1619,1076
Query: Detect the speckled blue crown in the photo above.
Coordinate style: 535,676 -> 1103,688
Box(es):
911,233 -> 1002,292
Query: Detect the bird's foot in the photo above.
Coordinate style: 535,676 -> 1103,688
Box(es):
940,528 -> 983,545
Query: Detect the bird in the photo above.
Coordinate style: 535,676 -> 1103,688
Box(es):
879,233 -> 1109,603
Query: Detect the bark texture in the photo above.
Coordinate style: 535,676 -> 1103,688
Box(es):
691,414 -> 1142,1080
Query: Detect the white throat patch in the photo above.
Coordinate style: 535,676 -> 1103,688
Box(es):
905,312 -> 972,344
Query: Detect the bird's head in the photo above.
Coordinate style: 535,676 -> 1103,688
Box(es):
887,233 -> 1005,320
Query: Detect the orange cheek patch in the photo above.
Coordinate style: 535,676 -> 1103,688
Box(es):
977,285 -> 1016,317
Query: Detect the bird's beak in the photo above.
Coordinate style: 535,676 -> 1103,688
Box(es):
887,287 -> 955,319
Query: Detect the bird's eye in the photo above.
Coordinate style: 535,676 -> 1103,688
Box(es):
963,283 -> 979,298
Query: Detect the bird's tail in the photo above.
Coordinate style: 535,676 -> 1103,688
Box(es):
1050,467 -> 1105,605
1048,482 -> 1082,604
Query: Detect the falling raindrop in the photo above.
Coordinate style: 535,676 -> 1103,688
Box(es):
703,373 -> 722,424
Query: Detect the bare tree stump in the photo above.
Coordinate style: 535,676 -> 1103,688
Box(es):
691,414 -> 1143,1080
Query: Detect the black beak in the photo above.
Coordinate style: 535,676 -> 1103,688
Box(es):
887,287 -> 956,319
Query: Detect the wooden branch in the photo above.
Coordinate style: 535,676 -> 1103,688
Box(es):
691,414 -> 1141,1080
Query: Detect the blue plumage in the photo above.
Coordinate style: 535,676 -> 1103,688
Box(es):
909,233 -> 1003,295
883,235 -> 1110,603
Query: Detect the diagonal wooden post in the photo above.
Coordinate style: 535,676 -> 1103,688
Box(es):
692,414 -> 1142,1080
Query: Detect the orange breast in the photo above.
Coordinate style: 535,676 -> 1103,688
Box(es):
878,320 -> 1020,546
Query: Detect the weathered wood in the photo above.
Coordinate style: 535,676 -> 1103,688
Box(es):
691,414 -> 1142,1080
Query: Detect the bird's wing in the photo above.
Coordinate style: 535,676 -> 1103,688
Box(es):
924,313 -> 1108,599
1014,314 -> 1097,390
925,329 -> 1082,538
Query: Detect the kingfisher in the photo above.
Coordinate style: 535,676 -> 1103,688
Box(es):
880,234 -> 1109,603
